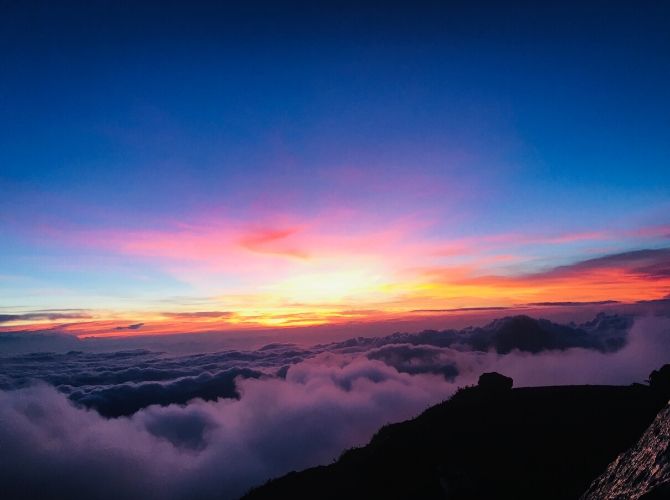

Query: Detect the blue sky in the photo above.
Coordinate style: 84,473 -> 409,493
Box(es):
0,1 -> 669,328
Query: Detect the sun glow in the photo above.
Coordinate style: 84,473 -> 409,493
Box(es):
265,269 -> 387,304
3,218 -> 669,338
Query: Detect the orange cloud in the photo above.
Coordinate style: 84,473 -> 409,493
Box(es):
421,248 -> 670,306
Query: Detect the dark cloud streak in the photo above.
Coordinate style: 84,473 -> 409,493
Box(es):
0,312 -> 92,323
115,323 -> 145,331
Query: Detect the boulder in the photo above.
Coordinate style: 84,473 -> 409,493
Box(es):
477,372 -> 513,392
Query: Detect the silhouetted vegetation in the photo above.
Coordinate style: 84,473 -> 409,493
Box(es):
648,364 -> 670,400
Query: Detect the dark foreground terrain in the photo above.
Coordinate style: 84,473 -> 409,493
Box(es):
244,372 -> 669,500
582,367 -> 670,500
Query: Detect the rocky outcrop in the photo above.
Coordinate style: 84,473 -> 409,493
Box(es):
582,403 -> 670,500
477,372 -> 513,392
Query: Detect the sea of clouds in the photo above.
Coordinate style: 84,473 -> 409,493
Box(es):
1,313 -> 669,499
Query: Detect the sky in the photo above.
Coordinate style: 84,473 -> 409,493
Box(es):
1,1 -> 669,337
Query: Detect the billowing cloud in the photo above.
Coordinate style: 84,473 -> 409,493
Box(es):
0,314 -> 669,499
365,344 -> 459,378
0,312 -> 635,395
0,358 -> 453,500
69,367 -> 263,418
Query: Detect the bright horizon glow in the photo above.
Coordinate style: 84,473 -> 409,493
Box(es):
2,219 -> 669,337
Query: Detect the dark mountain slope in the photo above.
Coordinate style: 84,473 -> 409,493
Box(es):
244,378 -> 667,500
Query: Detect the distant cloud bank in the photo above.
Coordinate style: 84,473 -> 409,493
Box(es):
1,313 -> 669,499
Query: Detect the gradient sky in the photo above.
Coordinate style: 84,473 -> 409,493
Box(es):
1,1 -> 669,336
